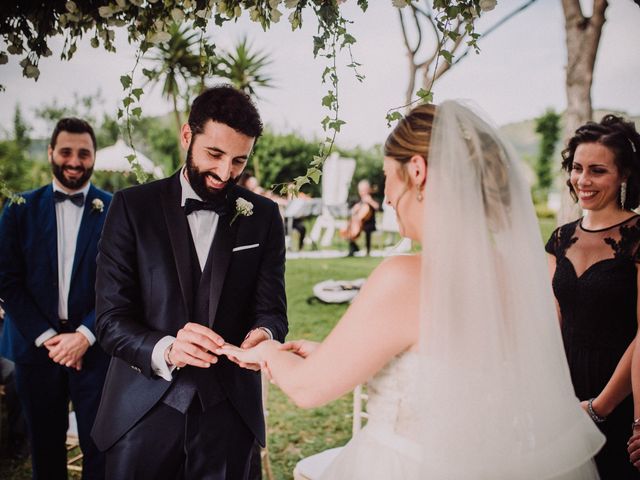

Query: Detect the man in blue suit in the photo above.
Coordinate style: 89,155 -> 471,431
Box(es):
0,118 -> 111,480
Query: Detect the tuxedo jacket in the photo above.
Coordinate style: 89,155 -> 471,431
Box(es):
90,172 -> 288,451
0,184 -> 112,365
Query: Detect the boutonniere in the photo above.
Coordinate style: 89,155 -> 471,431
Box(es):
230,197 -> 253,225
91,198 -> 104,213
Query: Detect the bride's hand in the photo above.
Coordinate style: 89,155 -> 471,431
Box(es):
216,341 -> 276,370
279,339 -> 319,358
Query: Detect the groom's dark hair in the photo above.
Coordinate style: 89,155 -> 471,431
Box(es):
188,84 -> 263,139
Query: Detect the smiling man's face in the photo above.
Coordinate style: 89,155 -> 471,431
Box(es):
183,120 -> 255,202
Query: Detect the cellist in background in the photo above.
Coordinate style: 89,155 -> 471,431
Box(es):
342,179 -> 380,257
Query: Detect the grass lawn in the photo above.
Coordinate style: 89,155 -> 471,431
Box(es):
0,219 -> 557,479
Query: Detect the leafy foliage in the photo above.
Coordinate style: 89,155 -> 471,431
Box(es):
534,108 -> 561,201
217,36 -> 274,96
143,22 -> 204,133
0,106 -> 48,205
252,130 -> 325,197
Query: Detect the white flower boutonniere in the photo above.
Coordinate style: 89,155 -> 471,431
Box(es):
230,197 -> 253,225
91,198 -> 104,213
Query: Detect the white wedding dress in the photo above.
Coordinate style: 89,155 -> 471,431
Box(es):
319,351 -> 599,480
320,101 -> 603,479
319,350 -> 422,479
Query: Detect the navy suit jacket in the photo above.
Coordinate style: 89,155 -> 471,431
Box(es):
0,183 -> 112,364
91,172 -> 288,451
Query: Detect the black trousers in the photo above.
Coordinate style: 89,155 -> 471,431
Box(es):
106,398 -> 254,480
14,359 -> 107,480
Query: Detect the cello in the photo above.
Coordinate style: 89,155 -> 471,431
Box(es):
340,201 -> 374,241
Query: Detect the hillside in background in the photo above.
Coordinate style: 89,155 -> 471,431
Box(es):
500,109 -> 640,168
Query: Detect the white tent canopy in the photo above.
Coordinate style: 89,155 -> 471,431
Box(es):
95,139 -> 164,178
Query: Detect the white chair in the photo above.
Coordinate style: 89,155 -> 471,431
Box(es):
293,384 -> 368,480
309,153 -> 356,248
261,370 -> 275,480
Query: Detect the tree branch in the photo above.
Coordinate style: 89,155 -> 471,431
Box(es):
591,0 -> 608,28
398,8 -> 414,56
561,0 -> 584,24
415,12 -> 440,70
451,0 -> 540,67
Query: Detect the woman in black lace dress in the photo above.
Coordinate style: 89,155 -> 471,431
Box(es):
546,115 -> 640,479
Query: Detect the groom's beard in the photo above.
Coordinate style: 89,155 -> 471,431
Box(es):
185,141 -> 240,202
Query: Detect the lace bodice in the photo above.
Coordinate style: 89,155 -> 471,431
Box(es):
546,214 -> 640,277
365,351 -> 420,444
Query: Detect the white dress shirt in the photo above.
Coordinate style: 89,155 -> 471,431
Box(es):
151,169 -> 218,380
34,180 -> 96,347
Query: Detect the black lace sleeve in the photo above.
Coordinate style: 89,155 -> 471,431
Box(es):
545,227 -> 560,257
618,217 -> 640,264
633,231 -> 640,265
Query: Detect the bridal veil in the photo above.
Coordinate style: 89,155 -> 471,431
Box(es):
417,101 -> 604,478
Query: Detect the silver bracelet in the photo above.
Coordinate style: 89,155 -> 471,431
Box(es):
587,398 -> 606,423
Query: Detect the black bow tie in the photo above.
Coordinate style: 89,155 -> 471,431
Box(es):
54,190 -> 84,207
183,198 -> 229,216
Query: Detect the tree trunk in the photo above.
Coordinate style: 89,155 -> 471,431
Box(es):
405,64 -> 418,108
171,92 -> 184,156
558,0 -> 607,224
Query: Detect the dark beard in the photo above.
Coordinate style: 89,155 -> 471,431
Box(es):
185,141 -> 239,202
51,158 -> 93,190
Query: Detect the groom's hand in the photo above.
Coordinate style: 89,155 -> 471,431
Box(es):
237,328 -> 271,371
167,322 -> 225,369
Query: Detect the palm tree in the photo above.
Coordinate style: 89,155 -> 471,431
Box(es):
144,23 -> 202,135
215,37 -> 274,181
217,36 -> 274,98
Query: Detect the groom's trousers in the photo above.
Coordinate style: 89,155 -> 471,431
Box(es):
105,397 -> 254,480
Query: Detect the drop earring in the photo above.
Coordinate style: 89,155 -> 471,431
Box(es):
620,182 -> 627,209
417,188 -> 424,202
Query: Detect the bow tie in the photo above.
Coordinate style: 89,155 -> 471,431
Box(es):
183,198 -> 229,216
54,190 -> 84,207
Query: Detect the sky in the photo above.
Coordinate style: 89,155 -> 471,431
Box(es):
1,0 -> 639,149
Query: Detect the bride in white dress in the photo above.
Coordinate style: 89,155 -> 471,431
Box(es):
218,101 -> 605,479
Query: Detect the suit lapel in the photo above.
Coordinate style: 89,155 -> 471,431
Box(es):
207,189 -> 239,328
39,185 -> 58,278
161,172 -> 194,319
71,185 -> 101,282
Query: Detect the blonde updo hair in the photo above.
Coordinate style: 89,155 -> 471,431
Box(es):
384,104 -> 437,181
384,102 -> 511,231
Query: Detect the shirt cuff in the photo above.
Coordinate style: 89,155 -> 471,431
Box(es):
76,325 -> 96,346
35,328 -> 57,347
151,335 -> 177,382
258,327 -> 273,340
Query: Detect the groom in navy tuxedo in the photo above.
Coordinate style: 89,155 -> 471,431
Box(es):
0,117 -> 112,479
91,85 -> 288,479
